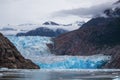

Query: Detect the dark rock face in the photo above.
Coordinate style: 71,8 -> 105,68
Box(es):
17,27 -> 68,37
43,21 -> 60,26
0,33 -> 39,69
48,17 -> 120,68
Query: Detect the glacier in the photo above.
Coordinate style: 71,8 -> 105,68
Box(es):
7,36 -> 53,58
7,36 -> 111,69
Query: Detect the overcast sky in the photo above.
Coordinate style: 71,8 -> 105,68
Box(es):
0,0 -> 118,25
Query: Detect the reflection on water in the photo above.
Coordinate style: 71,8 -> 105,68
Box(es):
0,69 -> 120,80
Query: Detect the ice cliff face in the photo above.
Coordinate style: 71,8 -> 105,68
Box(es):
36,55 -> 111,69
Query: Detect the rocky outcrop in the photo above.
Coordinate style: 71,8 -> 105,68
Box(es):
0,33 -> 39,69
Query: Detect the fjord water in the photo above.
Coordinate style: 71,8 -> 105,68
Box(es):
0,69 -> 120,80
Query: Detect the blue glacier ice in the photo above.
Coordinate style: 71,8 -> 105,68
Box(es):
34,55 -> 111,69
7,36 -> 53,58
7,36 -> 111,69
36,55 -> 111,69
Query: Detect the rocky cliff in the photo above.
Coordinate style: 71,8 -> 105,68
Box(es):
0,33 -> 39,69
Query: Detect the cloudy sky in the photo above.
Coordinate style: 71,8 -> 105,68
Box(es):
0,0 -> 118,25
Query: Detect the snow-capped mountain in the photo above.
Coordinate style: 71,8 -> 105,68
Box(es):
16,21 -> 85,37
0,21 -> 85,36
104,1 -> 120,17
43,21 -> 60,26
0,25 -> 27,36
0,24 -> 40,36
41,21 -> 85,31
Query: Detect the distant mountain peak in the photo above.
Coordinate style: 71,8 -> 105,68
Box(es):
0,27 -> 16,31
43,21 -> 60,25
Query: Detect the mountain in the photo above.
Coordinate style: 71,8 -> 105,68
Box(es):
43,21 -> 60,26
0,25 -> 27,36
16,27 -> 68,37
104,1 -> 120,17
0,27 -> 17,31
48,17 -> 120,55
104,7 -> 120,17
16,21 -> 85,37
0,33 -> 39,69
48,1 -> 120,68
0,23 -> 43,36
0,21 -> 84,36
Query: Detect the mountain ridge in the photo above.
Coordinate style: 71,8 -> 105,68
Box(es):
16,27 -> 68,37
16,21 -> 84,37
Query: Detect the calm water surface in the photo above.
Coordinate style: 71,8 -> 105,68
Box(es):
0,69 -> 120,80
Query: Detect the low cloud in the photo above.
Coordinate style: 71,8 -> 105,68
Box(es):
53,1 -> 119,18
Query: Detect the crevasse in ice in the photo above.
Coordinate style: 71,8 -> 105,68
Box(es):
7,36 -> 111,69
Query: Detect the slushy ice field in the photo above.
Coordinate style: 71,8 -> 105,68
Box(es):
7,36 -> 111,69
